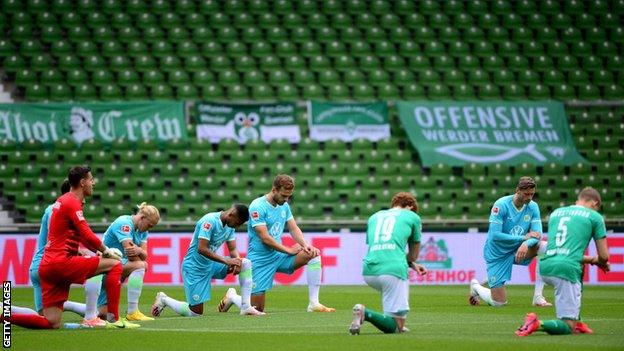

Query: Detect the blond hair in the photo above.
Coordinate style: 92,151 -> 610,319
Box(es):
137,202 -> 160,224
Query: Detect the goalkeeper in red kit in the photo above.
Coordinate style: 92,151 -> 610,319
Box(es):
4,166 -> 139,329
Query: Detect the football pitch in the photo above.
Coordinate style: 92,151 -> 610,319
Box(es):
7,285 -> 624,351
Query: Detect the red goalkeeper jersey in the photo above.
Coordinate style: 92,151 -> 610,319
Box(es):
42,192 -> 102,263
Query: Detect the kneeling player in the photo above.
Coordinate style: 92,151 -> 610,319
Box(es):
151,204 -> 264,317
516,187 -> 610,337
349,192 -> 427,335
226,174 -> 334,313
86,203 -> 160,322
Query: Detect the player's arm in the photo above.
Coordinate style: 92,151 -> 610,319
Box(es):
286,218 -> 318,256
122,241 -> 147,261
524,205 -> 543,248
407,241 -> 427,275
66,199 -> 104,252
197,238 -> 241,269
254,225 -> 301,255
585,238 -> 610,273
226,240 -> 240,259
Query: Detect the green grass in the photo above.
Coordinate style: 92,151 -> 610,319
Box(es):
7,285 -> 624,351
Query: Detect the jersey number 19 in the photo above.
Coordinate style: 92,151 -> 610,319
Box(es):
373,214 -> 397,243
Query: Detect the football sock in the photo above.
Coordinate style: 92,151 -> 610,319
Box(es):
307,256 -> 322,305
229,290 -> 243,309
104,263 -> 122,321
534,241 -> 548,298
63,301 -> 86,316
127,268 -> 145,314
84,275 -> 103,320
7,314 -> 53,329
540,319 -> 573,335
9,305 -> 38,315
534,261 -> 545,298
162,296 -> 198,317
239,258 -> 252,310
363,308 -> 398,334
472,283 -> 506,306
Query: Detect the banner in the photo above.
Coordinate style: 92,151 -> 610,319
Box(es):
3,233 -> 623,286
307,101 -> 390,141
396,101 -> 586,166
0,101 -> 187,144
195,102 -> 300,143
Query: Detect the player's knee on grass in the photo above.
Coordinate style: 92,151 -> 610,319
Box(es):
189,304 -> 203,315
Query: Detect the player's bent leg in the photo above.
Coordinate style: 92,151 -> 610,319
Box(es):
291,253 -> 335,312
124,261 -> 153,321
250,293 -> 266,312
490,286 -> 508,306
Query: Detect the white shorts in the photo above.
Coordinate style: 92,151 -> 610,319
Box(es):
542,275 -> 582,320
364,275 -> 409,318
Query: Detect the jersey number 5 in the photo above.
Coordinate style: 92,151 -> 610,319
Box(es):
555,217 -> 571,247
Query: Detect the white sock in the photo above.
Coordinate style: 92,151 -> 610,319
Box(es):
238,258 -> 253,310
163,296 -> 199,317
229,289 -> 243,309
63,301 -> 86,316
307,256 -> 322,305
10,305 -> 38,315
127,268 -> 145,314
84,275 -> 103,320
472,282 -> 506,307
534,241 -> 548,298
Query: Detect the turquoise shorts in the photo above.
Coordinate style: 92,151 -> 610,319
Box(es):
486,255 -> 533,288
182,262 -> 229,306
248,251 -> 296,294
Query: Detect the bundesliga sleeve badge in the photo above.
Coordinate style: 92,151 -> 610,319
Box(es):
491,206 -> 499,215
202,222 -> 212,230
251,211 -> 259,220
121,225 -> 131,233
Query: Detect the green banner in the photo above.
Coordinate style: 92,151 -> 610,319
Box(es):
0,101 -> 186,145
195,102 -> 300,143
307,101 -> 390,141
396,101 -> 586,166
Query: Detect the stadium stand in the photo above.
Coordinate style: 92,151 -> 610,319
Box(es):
0,0 -> 622,225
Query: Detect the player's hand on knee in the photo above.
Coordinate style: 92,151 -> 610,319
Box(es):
288,244 -> 303,255
226,258 -> 242,274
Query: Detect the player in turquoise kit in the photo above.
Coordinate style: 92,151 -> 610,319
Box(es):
516,187 -> 610,336
470,177 -> 551,306
349,192 -> 427,335
225,174 -> 334,313
89,202 -> 161,322
151,204 -> 264,317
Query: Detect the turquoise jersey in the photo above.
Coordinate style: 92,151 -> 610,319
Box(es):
102,215 -> 148,259
28,204 -> 53,272
182,211 -> 235,271
484,195 -> 542,262
247,195 -> 293,257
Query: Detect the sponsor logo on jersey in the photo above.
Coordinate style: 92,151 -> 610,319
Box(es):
251,211 -> 259,220
121,225 -> 131,233
202,222 -> 211,230
491,206 -> 499,215
76,210 -> 85,221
